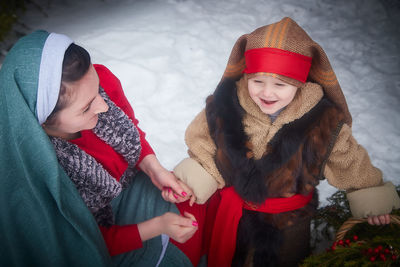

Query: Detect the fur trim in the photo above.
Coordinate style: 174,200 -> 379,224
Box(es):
206,78 -> 344,203
205,78 -> 345,265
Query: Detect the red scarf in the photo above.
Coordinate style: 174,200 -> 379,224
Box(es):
208,186 -> 313,267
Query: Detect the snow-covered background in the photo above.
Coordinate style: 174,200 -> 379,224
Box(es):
6,0 -> 400,205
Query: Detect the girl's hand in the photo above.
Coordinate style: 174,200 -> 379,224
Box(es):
367,214 -> 390,225
160,212 -> 198,243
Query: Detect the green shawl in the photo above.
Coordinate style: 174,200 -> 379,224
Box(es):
0,30 -> 111,266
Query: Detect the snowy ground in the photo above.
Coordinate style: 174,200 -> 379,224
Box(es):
5,0 -> 400,206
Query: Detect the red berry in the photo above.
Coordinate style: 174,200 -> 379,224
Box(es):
392,255 -> 397,261
384,248 -> 390,254
374,248 -> 380,254
367,248 -> 373,254
377,245 -> 383,251
345,239 -> 351,245
338,240 -> 344,246
380,254 -> 386,261
370,256 -> 376,262
353,235 -> 358,241
331,245 -> 336,251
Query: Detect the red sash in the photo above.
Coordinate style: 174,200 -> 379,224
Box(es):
208,186 -> 313,267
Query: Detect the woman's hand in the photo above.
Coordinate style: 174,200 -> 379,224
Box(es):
367,214 -> 391,225
138,154 -> 195,203
138,212 -> 198,243
161,179 -> 196,205
159,212 -> 198,243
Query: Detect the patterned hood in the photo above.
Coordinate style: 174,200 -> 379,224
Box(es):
220,17 -> 352,125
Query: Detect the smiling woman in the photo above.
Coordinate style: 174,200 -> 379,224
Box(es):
0,30 -> 206,267
43,59 -> 109,140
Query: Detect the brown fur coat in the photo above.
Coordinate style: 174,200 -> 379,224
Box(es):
185,78 -> 382,193
179,78 -> 385,266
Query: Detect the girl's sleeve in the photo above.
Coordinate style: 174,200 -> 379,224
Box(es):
99,225 -> 142,256
324,123 -> 400,218
324,123 -> 382,190
174,109 -> 221,204
94,64 -> 154,164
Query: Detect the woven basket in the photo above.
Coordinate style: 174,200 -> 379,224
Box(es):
335,215 -> 400,241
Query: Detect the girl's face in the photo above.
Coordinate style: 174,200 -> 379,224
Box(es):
43,65 -> 109,140
247,75 -> 298,115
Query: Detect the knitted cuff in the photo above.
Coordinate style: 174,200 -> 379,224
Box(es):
174,158 -> 218,204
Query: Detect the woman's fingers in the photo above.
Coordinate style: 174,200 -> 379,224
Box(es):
161,187 -> 177,203
183,212 -> 198,227
170,178 -> 194,201
164,179 -> 195,204
176,179 -> 195,201
175,214 -> 197,228
161,212 -> 198,243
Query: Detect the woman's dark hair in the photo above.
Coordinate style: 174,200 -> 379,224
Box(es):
45,43 -> 91,124
61,43 -> 91,83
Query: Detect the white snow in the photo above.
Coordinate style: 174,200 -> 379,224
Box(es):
14,0 -> 400,205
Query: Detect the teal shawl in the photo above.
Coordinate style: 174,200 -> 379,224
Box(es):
0,31 -> 111,266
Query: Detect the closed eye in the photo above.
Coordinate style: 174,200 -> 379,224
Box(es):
83,105 -> 91,113
82,94 -> 97,114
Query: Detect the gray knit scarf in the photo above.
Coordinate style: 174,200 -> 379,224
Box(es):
50,87 -> 141,226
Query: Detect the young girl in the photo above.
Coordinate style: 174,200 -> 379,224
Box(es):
173,17 -> 400,266
0,30 -> 204,266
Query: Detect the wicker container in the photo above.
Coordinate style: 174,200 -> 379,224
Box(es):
301,215 -> 400,266
335,215 -> 400,241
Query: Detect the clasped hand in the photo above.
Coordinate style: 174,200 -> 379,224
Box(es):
367,214 -> 390,225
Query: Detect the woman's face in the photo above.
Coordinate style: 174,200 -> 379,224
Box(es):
44,65 -> 109,140
247,75 -> 298,115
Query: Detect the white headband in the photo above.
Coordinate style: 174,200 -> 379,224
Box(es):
36,32 -> 73,124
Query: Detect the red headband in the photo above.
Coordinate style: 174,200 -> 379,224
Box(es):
243,47 -> 312,83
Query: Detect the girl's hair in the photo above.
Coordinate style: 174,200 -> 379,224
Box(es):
45,43 -> 91,124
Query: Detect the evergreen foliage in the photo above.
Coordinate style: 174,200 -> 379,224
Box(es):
303,186 -> 400,266
0,0 -> 28,42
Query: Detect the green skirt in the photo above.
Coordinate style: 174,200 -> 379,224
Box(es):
110,171 -> 193,267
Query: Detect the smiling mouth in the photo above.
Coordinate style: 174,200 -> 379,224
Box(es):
261,99 -> 277,105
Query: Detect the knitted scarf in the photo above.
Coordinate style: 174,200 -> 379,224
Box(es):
50,87 -> 141,226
